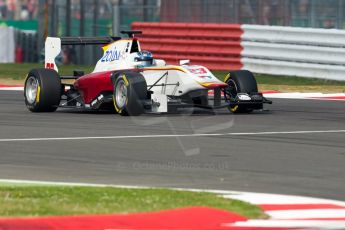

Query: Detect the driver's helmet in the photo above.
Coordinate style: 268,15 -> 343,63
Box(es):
134,51 -> 153,67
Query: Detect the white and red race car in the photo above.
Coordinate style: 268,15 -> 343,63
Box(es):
24,30 -> 271,115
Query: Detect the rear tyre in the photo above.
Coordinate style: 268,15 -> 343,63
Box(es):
112,72 -> 147,116
224,70 -> 258,113
24,68 -> 61,112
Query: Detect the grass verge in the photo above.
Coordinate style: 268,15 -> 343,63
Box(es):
0,63 -> 94,80
0,185 -> 266,219
1,63 -> 344,92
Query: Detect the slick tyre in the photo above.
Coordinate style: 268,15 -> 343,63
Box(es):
24,68 -> 61,112
112,72 -> 147,116
224,70 -> 258,114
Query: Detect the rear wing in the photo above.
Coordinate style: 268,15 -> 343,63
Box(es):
45,36 -> 121,72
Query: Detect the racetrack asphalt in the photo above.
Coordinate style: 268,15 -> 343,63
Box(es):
0,90 -> 344,200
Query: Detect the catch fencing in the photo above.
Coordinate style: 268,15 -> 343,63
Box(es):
15,30 -> 38,63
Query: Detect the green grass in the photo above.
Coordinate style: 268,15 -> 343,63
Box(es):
0,63 -> 94,80
0,185 -> 266,218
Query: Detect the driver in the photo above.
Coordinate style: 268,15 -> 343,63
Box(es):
131,51 -> 154,67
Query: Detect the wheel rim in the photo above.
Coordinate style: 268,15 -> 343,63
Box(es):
225,79 -> 238,101
25,76 -> 39,104
115,80 -> 128,109
225,79 -> 239,111
226,79 -> 238,98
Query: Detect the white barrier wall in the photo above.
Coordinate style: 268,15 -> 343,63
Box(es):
241,25 -> 345,81
0,27 -> 15,63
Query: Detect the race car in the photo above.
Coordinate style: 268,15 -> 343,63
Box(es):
24,30 -> 271,116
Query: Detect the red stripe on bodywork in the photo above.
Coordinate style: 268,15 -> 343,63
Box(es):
74,71 -> 114,104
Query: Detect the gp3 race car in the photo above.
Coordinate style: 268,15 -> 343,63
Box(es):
24,30 -> 271,116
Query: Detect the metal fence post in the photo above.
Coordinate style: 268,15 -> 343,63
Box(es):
338,0 -> 344,29
310,0 -> 316,27
283,0 -> 290,26
79,0 -> 85,64
50,0 -> 57,36
37,0 -> 46,62
233,0 -> 240,23
93,0 -> 99,63
66,0 -> 71,36
143,0 -> 148,21
113,4 -> 120,36
93,0 -> 99,37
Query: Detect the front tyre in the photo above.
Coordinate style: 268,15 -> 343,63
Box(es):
112,72 -> 147,116
24,68 -> 61,112
224,70 -> 259,113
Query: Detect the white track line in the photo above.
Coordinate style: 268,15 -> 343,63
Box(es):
267,209 -> 345,219
222,192 -> 345,206
229,220 -> 345,229
0,130 -> 344,142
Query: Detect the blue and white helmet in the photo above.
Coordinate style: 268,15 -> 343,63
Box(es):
133,51 -> 153,67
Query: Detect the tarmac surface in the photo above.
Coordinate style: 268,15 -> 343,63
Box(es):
0,90 -> 344,200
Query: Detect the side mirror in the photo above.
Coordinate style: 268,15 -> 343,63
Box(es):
154,59 -> 166,67
179,59 -> 190,65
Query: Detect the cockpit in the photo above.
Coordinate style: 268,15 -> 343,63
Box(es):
129,39 -> 154,67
